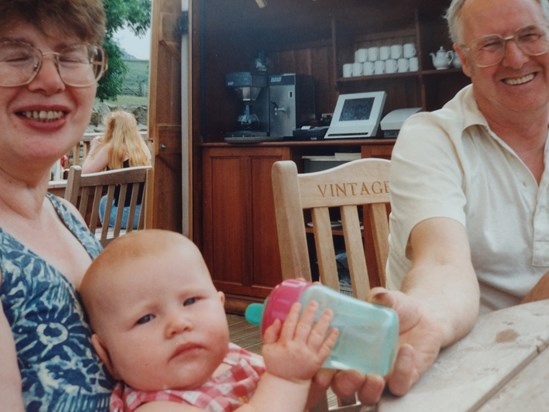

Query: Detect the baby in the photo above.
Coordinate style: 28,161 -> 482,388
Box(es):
79,229 -> 339,411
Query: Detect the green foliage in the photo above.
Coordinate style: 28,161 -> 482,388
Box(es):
97,0 -> 151,101
122,60 -> 149,97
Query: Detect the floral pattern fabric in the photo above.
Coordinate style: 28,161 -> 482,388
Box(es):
0,193 -> 113,411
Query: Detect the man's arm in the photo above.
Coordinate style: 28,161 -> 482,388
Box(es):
0,304 -> 25,411
401,217 -> 480,347
329,217 -> 480,404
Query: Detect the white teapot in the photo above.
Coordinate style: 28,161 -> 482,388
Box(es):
430,46 -> 453,70
449,51 -> 462,69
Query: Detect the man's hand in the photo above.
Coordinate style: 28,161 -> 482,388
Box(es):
327,288 -> 445,404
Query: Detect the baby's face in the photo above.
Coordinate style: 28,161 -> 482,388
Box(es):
93,246 -> 230,391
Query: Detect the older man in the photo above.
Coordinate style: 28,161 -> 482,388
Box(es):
324,0 -> 549,405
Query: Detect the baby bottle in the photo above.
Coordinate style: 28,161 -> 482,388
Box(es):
245,279 -> 399,376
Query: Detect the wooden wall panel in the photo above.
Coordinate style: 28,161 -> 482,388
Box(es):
270,44 -> 337,119
149,0 -> 183,232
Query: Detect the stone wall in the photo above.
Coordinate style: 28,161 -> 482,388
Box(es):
88,102 -> 148,134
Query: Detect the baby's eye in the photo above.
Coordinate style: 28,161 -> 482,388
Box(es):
136,314 -> 155,325
183,297 -> 199,306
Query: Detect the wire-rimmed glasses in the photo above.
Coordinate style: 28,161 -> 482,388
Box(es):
460,24 -> 549,68
0,41 -> 107,87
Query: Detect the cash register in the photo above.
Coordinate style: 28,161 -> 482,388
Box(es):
324,91 -> 387,139
380,107 -> 422,138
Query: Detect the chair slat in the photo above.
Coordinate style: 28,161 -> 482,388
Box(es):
341,205 -> 370,301
64,165 -> 152,247
370,203 -> 390,286
113,184 -> 129,238
271,161 -> 312,281
272,158 -> 391,412
312,207 -> 340,291
125,183 -> 140,231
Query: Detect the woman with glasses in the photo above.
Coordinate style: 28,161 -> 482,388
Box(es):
325,0 -> 549,406
0,1 -> 112,410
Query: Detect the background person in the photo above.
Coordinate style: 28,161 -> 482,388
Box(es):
82,110 -> 151,229
325,0 -> 549,405
0,0 -> 112,410
80,229 -> 339,412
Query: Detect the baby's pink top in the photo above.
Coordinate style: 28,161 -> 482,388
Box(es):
110,343 -> 266,412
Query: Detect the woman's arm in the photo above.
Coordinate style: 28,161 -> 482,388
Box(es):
81,139 -> 110,173
0,304 -> 25,411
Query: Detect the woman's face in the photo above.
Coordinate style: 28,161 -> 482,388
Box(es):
0,21 -> 97,177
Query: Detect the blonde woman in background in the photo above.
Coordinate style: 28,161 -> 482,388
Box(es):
83,110 -> 152,229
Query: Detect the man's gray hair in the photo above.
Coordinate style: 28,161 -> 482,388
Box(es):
446,0 -> 549,44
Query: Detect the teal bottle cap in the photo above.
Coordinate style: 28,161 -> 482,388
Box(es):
245,302 -> 265,326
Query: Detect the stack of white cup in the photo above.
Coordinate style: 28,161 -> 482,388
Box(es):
343,42 -> 419,77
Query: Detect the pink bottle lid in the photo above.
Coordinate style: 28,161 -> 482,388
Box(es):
260,279 -> 311,335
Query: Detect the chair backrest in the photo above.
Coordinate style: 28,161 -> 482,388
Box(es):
272,158 -> 391,411
65,165 -> 152,246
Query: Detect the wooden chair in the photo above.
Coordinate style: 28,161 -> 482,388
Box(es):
271,158 -> 391,411
65,165 -> 152,246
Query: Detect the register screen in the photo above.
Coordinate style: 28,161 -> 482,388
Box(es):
339,97 -> 374,121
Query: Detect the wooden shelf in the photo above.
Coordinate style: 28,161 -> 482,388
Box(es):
336,71 -> 421,83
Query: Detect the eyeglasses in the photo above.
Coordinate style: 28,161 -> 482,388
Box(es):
0,41 -> 107,88
460,24 -> 549,68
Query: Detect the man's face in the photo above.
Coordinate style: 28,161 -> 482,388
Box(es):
456,0 -> 549,119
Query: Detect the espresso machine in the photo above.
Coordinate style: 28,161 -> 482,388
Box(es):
225,72 -> 269,137
225,71 -> 316,139
269,73 -> 315,138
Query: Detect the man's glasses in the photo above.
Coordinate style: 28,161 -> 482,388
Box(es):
0,41 -> 107,88
460,24 -> 549,68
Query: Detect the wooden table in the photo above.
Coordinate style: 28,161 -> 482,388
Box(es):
378,300 -> 549,411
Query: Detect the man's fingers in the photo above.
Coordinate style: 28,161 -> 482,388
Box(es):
332,370 -> 386,405
387,344 -> 420,396
357,374 -> 386,405
332,370 -> 366,398
368,289 -> 421,333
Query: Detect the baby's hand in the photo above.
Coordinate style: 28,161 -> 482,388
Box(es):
262,301 -> 339,382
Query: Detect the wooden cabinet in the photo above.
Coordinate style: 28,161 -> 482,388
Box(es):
202,141 -> 393,312
202,146 -> 292,313
151,0 -> 469,311
333,10 -> 470,112
150,1 -> 470,231
196,0 -> 470,142
193,4 -> 463,305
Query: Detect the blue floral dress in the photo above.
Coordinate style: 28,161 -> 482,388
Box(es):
0,193 -> 113,411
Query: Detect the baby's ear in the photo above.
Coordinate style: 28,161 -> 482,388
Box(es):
218,291 -> 225,305
91,334 -> 121,380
